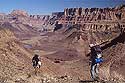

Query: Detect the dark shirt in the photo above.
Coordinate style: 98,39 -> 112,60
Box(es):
32,56 -> 40,62
90,45 -> 102,65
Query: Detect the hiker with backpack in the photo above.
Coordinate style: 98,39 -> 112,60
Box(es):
32,54 -> 42,68
89,44 -> 103,81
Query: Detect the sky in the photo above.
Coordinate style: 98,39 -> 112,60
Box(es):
0,0 -> 125,15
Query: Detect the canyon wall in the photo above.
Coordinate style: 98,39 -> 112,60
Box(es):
0,5 -> 124,45
54,5 -> 125,44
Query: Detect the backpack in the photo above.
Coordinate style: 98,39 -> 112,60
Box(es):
95,45 -> 102,52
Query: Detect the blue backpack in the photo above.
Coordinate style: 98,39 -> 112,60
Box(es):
95,58 -> 103,64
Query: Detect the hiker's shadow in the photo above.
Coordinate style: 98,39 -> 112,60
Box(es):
79,80 -> 94,83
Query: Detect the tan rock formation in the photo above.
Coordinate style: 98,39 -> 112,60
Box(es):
11,10 -> 29,17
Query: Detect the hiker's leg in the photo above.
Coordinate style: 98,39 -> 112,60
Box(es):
94,64 -> 100,81
91,64 -> 96,80
93,64 -> 97,79
90,65 -> 93,79
94,64 -> 98,79
95,64 -> 99,76
37,64 -> 40,68
39,65 -> 41,68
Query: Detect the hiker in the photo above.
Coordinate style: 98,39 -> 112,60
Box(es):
89,44 -> 103,81
32,54 -> 42,68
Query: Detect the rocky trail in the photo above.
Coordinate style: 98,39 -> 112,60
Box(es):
0,4 -> 125,83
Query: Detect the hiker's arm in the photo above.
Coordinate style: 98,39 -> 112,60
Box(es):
89,53 -> 93,65
32,58 -> 35,63
89,58 -> 92,65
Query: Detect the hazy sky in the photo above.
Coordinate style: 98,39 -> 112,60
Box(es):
0,0 -> 124,15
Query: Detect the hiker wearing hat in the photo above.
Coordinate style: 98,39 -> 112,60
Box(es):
89,43 -> 103,81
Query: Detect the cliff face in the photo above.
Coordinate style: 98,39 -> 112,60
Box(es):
11,10 -> 29,17
54,5 -> 125,44
0,6 -> 125,35
57,8 -> 125,29
63,6 -> 125,21
0,10 -> 60,40
0,10 -> 57,35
